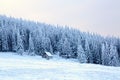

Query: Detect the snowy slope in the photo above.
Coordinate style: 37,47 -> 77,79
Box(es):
0,52 -> 120,80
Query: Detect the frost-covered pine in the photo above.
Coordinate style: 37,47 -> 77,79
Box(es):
77,45 -> 87,63
101,42 -> 119,66
28,34 -> 34,55
11,30 -> 17,52
0,28 -> 2,51
41,37 -> 53,53
32,29 -> 42,55
62,38 -> 72,58
84,39 -> 91,63
101,42 -> 110,65
1,28 -> 9,51
101,43 -> 106,65
109,44 -> 119,66
17,29 -> 24,55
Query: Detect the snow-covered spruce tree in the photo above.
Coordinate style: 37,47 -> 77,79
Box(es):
77,45 -> 87,63
101,43 -> 105,65
1,28 -> 9,51
116,38 -> 120,61
16,29 -> 24,55
101,42 -> 119,66
101,42 -> 110,65
0,28 -> 2,51
90,40 -> 101,64
84,39 -> 91,63
109,44 -> 119,66
32,29 -> 44,56
7,29 -> 13,51
68,29 -> 79,58
41,36 -> 53,54
57,34 -> 64,55
11,30 -> 17,52
28,33 -> 35,55
61,37 -> 72,58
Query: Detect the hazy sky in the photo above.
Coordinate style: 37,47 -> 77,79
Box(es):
0,0 -> 120,36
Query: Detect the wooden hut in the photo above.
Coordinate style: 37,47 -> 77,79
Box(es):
42,51 -> 53,60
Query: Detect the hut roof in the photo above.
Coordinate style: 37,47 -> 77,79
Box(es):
45,51 -> 52,56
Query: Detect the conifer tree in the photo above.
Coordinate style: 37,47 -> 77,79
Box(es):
17,29 -> 24,55
77,45 -> 87,63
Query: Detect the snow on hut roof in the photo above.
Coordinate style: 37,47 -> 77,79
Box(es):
45,51 -> 52,56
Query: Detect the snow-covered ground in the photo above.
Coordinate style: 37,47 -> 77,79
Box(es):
0,52 -> 120,80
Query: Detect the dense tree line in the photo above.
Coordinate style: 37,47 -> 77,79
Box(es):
0,15 -> 120,66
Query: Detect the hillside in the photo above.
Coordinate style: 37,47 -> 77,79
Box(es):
0,15 -> 120,66
0,52 -> 120,80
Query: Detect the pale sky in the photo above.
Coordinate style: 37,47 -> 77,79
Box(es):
0,0 -> 120,37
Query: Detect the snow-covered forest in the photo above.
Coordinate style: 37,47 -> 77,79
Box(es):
0,15 -> 120,66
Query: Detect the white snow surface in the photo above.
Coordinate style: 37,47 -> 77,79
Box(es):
0,52 -> 120,80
